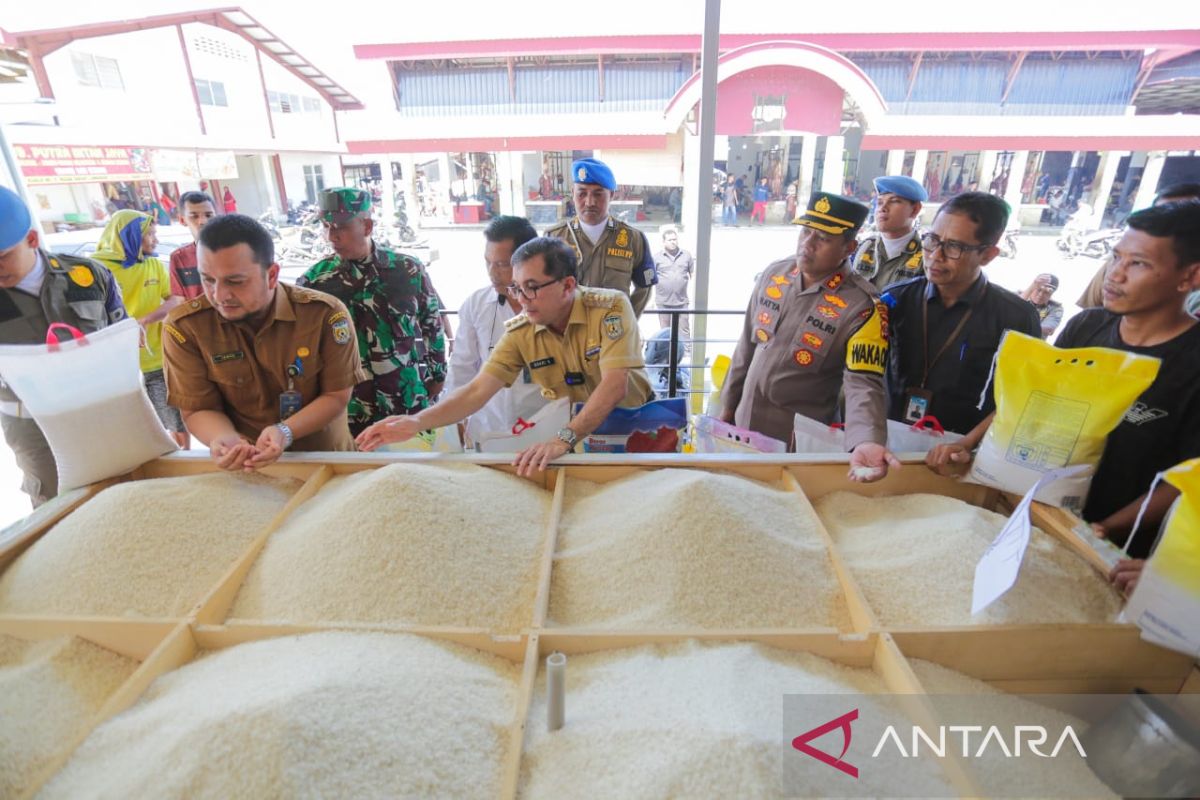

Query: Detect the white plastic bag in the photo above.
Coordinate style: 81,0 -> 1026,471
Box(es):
792,414 -> 846,454
886,415 -> 963,455
475,398 -> 570,453
0,319 -> 176,490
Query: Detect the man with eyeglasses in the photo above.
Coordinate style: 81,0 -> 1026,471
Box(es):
442,215 -> 547,446
882,192 -> 1040,435
545,158 -> 657,317
853,175 -> 928,290
297,187 -> 446,437
356,237 -> 652,475
721,193 -> 899,482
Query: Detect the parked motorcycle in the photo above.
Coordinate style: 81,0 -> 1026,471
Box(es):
1056,205 -> 1121,258
257,210 -> 281,241
998,223 -> 1020,259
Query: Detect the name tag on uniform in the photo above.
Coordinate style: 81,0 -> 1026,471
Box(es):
212,351 -> 245,364
530,357 -> 556,369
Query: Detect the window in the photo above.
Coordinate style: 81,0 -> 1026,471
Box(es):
303,165 -> 325,204
195,79 -> 228,107
268,90 -> 320,114
72,51 -> 124,90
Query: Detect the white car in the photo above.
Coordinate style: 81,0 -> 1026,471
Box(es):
42,225 -> 194,262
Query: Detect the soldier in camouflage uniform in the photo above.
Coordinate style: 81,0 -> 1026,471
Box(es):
297,188 -> 446,436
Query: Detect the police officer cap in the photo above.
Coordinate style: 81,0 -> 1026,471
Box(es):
873,175 -> 928,203
793,192 -> 870,236
1037,273 -> 1060,290
571,158 -> 617,191
0,186 -> 34,251
319,187 -> 372,224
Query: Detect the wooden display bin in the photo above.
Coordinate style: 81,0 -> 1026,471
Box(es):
1,452 -> 1195,799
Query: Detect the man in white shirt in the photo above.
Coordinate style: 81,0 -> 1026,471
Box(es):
442,215 -> 546,446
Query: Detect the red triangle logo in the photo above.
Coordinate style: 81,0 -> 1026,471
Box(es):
791,708 -> 859,778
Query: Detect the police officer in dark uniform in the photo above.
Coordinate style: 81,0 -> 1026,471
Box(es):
544,158 -> 657,316
0,186 -> 127,505
852,175 -> 928,290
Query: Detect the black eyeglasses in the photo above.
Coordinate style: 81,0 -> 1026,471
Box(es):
506,277 -> 561,300
920,232 -> 990,260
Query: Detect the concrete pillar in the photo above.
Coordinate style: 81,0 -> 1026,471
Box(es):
397,153 -> 417,228
496,150 -> 527,217
911,150 -> 930,193
379,156 -> 397,229
260,154 -> 282,219
1004,150 -> 1030,213
1133,151 -> 1167,212
798,133 -> 818,209
821,135 -> 845,194
977,150 -> 999,192
436,152 -> 452,214
682,129 -> 704,233
886,149 -> 905,176
1089,150 -> 1128,228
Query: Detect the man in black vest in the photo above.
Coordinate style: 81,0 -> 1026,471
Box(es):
0,186 -> 127,506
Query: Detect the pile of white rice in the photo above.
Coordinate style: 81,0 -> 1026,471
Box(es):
549,469 -> 848,629
40,631 -> 519,799
814,492 -> 1121,626
230,463 -> 549,629
0,473 -> 300,617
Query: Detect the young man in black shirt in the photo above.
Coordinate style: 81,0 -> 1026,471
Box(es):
882,192 -> 1041,435
929,201 -> 1200,566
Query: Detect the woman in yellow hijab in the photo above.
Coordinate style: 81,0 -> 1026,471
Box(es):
93,210 -> 189,447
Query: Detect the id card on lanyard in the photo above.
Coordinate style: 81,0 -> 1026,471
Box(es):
903,300 -> 973,423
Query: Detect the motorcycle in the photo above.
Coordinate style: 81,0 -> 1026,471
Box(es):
1056,205 -> 1121,258
257,210 -> 281,241
997,223 -> 1020,259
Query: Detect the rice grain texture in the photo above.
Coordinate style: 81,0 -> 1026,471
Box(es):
230,463 -> 549,629
519,641 -> 955,798
814,492 -> 1122,626
39,631 -> 518,800
0,473 -> 299,618
549,469 -> 848,629
0,634 -> 137,798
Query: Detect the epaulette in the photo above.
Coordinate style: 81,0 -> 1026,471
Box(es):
291,285 -> 343,308
167,294 -> 213,323
504,313 -> 531,331
580,287 -> 623,309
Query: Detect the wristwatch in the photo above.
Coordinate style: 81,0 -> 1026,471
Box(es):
275,422 -> 294,450
556,427 -> 578,452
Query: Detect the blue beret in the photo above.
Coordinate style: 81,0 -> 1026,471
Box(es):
874,175 -> 928,203
0,186 -> 34,251
571,158 -> 617,191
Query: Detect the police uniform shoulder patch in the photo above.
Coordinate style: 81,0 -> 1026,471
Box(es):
504,313 -> 531,332
615,227 -> 630,248
845,300 -> 889,375
602,313 -> 624,340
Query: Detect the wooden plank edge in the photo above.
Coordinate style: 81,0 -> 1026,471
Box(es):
1028,501 -> 1119,579
499,632 -> 540,800
18,620 -> 196,800
530,468 -> 566,630
191,465 -> 333,625
780,469 -> 882,635
0,616 -> 182,661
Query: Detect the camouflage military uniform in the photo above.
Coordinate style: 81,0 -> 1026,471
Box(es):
299,245 -> 446,435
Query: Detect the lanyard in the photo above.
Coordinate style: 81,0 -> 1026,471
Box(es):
920,296 -> 973,388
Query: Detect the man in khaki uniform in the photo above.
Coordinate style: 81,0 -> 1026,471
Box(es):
163,214 -> 367,472
722,192 -> 898,482
544,158 -> 657,316
0,186 -> 128,505
852,175 -> 927,290
358,237 -> 651,475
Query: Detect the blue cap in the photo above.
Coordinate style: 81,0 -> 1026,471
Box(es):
571,158 -> 617,191
0,186 -> 34,251
873,175 -> 928,203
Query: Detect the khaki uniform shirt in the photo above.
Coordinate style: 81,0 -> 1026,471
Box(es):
852,227 -> 924,290
723,258 -> 889,449
162,283 -> 368,451
545,217 -> 656,316
482,288 -> 652,408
